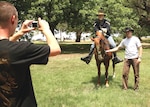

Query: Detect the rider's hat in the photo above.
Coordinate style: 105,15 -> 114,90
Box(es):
97,8 -> 106,16
124,27 -> 134,33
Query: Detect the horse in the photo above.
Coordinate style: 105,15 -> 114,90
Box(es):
93,31 -> 115,87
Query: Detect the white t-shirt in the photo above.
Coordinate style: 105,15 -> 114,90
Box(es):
119,36 -> 142,59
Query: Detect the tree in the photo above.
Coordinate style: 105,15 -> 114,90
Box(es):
99,0 -> 139,33
6,0 -> 35,21
7,0 -> 145,41
8,0 -> 99,42
26,0 -> 68,34
62,0 -> 140,41
56,23 -> 68,41
126,0 -> 150,36
7,0 -> 69,41
4,0 -> 37,41
62,0 -> 101,42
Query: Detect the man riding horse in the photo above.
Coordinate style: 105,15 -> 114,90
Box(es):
81,9 -> 122,64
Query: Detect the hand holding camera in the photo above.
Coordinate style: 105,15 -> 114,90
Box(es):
31,21 -> 38,28
38,17 -> 50,33
11,18 -> 53,42
18,18 -> 50,35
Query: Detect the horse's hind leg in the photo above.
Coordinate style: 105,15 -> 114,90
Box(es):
104,60 -> 110,87
112,61 -> 116,78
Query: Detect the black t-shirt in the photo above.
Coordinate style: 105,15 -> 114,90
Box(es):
0,39 -> 50,107
93,19 -> 111,36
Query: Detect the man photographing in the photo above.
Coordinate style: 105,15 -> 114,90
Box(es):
0,1 -> 61,107
106,27 -> 143,91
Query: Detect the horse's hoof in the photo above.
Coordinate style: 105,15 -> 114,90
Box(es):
97,83 -> 100,87
106,83 -> 109,88
113,75 -> 116,78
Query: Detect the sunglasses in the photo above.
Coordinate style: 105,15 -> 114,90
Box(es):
97,14 -> 105,16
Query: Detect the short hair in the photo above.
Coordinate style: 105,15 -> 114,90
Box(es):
0,1 -> 18,27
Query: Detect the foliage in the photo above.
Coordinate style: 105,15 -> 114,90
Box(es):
102,0 -> 139,32
62,0 -> 101,42
56,23 -> 68,32
125,0 -> 150,36
5,0 -> 35,20
27,0 -> 67,33
113,35 -> 124,44
62,0 -> 100,32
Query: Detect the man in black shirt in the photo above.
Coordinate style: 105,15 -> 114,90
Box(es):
0,1 -> 61,107
81,9 -> 122,64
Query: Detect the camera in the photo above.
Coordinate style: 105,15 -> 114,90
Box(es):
31,21 -> 38,28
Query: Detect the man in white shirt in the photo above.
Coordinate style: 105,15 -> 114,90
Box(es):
106,27 -> 143,91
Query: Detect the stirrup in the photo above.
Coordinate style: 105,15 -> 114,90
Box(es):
81,56 -> 91,64
112,57 -> 123,64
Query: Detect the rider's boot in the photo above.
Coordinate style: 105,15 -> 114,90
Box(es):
112,52 -> 123,64
81,45 -> 95,64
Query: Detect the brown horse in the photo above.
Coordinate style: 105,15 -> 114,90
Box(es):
94,31 -> 115,87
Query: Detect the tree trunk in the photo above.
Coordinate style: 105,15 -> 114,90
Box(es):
60,30 -> 64,41
50,21 -> 58,35
50,26 -> 55,35
75,31 -> 82,42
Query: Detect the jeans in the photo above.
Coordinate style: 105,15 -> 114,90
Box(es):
122,58 -> 140,89
107,36 -> 116,48
90,43 -> 95,51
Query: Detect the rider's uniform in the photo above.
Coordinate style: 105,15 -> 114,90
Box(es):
93,19 -> 116,48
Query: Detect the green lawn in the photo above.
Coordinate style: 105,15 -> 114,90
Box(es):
30,47 -> 150,107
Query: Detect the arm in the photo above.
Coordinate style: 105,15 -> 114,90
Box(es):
9,31 -> 24,41
106,39 -> 124,53
137,46 -> 143,63
105,21 -> 111,36
38,18 -> 61,56
105,46 -> 120,53
93,20 -> 100,32
9,20 -> 34,41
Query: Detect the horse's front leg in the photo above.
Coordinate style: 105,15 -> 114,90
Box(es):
104,59 -> 110,87
96,60 -> 101,86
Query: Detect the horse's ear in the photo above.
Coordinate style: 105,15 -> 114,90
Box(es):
91,38 -> 94,41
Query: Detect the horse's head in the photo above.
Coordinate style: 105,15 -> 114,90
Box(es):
94,31 -> 112,59
94,31 -> 106,51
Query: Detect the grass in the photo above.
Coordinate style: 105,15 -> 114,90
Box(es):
30,44 -> 150,107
